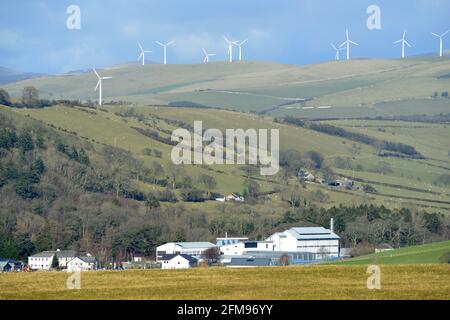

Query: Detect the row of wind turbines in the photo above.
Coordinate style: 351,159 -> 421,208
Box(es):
137,36 -> 249,66
331,29 -> 449,61
92,28 -> 449,105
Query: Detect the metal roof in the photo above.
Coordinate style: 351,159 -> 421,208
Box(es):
288,227 -> 340,240
175,242 -> 216,249
31,250 -> 77,258
228,257 -> 272,267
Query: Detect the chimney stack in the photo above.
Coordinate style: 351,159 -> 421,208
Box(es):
330,218 -> 334,233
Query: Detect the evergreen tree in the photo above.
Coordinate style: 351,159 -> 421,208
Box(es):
51,253 -> 59,269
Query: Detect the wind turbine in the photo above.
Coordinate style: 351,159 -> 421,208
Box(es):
431,30 -> 449,57
330,43 -> 344,61
155,40 -> 174,65
394,30 -> 411,59
223,36 -> 239,63
339,29 -> 359,60
202,48 -> 216,63
92,68 -> 112,106
235,39 -> 248,61
137,42 -> 152,66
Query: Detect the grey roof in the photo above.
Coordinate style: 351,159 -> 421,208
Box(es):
161,254 -> 197,263
228,257 -> 272,267
288,227 -> 340,240
77,256 -> 97,263
175,242 -> 216,249
31,250 -> 77,258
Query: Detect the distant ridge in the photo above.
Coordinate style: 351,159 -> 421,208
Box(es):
0,67 -> 44,84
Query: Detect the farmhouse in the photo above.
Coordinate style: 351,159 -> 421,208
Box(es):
160,254 -> 197,269
66,256 -> 97,272
28,249 -> 77,270
156,242 -> 216,261
266,225 -> 340,260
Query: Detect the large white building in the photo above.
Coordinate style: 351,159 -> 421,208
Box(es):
220,240 -> 275,256
266,226 -> 340,260
156,242 -> 216,261
28,249 -> 77,270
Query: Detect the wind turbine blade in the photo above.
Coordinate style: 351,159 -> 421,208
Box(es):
240,39 -> 248,45
442,30 -> 450,37
223,36 -> 230,44
95,80 -> 100,91
431,32 -> 440,37
350,41 -> 359,46
92,68 -> 100,78
102,77 -> 112,80
403,30 -> 407,38
330,43 -> 337,50
339,41 -> 347,48
202,48 -> 207,55
405,40 -> 412,47
144,50 -> 152,53
166,41 -> 174,46
138,42 -> 144,51
156,41 -> 164,46
394,39 -> 402,44
346,29 -> 349,40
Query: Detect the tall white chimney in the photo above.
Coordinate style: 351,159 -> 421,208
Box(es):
330,218 -> 334,233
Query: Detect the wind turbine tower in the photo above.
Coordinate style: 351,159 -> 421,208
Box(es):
224,36 -> 239,63
330,43 -> 344,61
394,30 -> 411,59
202,48 -> 216,63
235,39 -> 248,61
431,30 -> 449,57
339,29 -> 359,60
156,41 -> 174,65
137,42 -> 152,66
92,68 -> 112,106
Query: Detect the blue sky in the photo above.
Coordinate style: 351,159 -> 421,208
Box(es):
0,0 -> 449,73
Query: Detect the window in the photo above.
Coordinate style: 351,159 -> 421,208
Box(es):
244,242 -> 257,248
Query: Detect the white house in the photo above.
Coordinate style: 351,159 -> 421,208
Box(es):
156,242 -> 216,261
266,226 -> 340,260
66,256 -> 97,272
28,249 -> 77,270
225,193 -> 245,202
160,254 -> 197,269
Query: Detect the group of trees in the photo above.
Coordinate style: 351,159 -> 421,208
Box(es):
279,116 -> 421,157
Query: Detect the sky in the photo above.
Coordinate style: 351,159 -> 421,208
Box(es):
0,0 -> 449,73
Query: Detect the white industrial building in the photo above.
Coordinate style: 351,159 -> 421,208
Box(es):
220,240 -> 275,256
266,226 -> 340,260
156,242 -> 216,261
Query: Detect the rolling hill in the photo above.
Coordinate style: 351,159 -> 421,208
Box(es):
3,58 -> 450,118
336,240 -> 450,265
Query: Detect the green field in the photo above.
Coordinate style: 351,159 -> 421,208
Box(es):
3,58 -> 450,118
337,241 -> 450,265
0,264 -> 449,299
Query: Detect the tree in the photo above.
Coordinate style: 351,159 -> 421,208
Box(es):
198,174 -> 216,197
22,86 -> 39,107
201,247 -> 221,265
145,192 -> 160,211
51,254 -> 59,269
243,180 -> 260,199
0,88 -> 11,106
305,151 -> 324,169
17,129 -> 34,152
279,254 -> 290,266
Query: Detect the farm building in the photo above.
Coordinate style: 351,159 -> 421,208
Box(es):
66,256 -> 97,272
156,242 -> 216,261
226,257 -> 273,268
266,225 -> 340,260
220,240 -> 275,256
160,254 -> 197,269
216,236 -> 249,247
0,259 -> 23,272
28,249 -> 77,270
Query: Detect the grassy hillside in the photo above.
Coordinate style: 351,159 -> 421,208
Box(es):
336,240 -> 450,265
0,264 -> 449,299
3,58 -> 449,118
